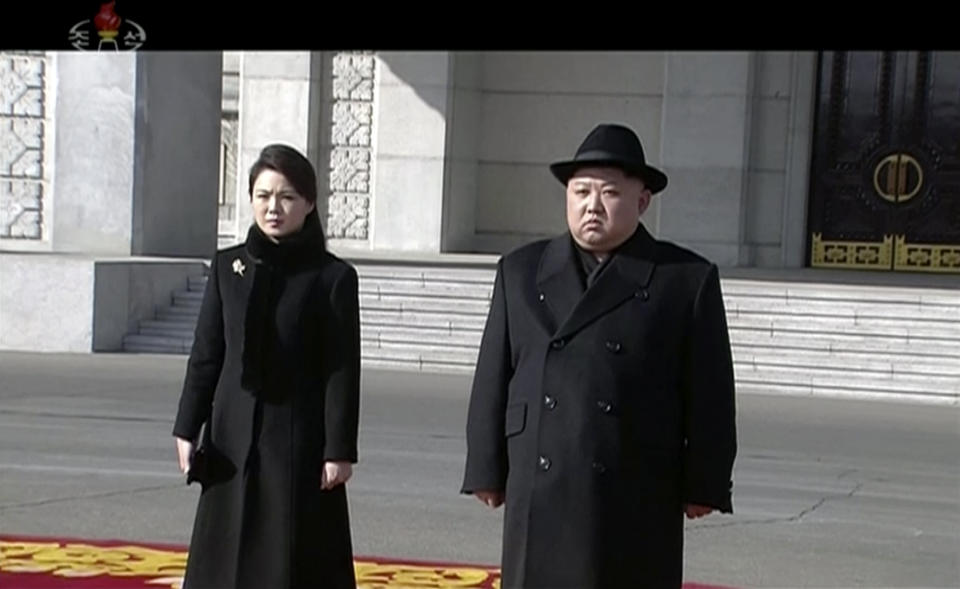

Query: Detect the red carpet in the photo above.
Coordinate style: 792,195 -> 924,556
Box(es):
0,535 -> 734,588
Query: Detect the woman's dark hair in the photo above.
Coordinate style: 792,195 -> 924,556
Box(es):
248,144 -> 318,205
248,144 -> 325,250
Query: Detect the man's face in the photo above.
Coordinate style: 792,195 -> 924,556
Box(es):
565,166 -> 651,255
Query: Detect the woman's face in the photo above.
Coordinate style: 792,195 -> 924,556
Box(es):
251,169 -> 315,240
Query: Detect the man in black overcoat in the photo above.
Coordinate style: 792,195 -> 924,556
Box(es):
462,123 -> 738,588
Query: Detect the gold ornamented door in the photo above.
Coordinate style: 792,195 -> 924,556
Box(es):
808,51 -> 960,273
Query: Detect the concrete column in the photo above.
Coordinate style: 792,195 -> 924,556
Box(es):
233,51 -> 324,244
50,52 -> 221,257
657,52 -> 755,267
369,52 -> 452,253
132,52 -> 222,257
51,53 -> 138,255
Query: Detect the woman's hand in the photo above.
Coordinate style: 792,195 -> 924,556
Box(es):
320,461 -> 353,490
684,503 -> 715,519
474,490 -> 505,509
175,437 -> 195,474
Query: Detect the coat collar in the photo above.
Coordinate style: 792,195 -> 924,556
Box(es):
535,224 -> 657,340
244,211 -> 326,270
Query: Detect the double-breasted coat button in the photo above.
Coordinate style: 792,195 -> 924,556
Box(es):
538,456 -> 552,471
544,395 -> 557,409
550,338 -> 566,350
597,400 -> 613,414
635,289 -> 650,301
592,461 -> 607,474
605,340 -> 622,353
538,292 -> 545,302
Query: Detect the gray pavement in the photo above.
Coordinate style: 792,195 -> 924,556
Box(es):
0,351 -> 957,588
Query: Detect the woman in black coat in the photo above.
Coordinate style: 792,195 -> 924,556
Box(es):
173,144 -> 361,589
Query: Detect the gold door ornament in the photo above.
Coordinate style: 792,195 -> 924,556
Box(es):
894,236 -> 960,273
812,233 -> 960,273
873,153 -> 924,203
811,233 -> 893,269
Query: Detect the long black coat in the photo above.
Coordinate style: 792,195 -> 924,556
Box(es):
462,225 -> 737,589
173,221 -> 360,589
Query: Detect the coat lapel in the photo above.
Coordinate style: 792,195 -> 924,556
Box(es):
535,235 -> 585,335
554,225 -> 657,341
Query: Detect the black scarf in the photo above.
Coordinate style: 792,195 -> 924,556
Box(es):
243,210 -> 325,269
240,212 -> 325,397
573,237 -> 616,290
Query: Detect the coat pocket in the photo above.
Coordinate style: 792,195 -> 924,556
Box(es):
504,402 -> 527,438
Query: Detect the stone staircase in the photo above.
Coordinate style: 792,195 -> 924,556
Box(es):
723,280 -> 960,404
356,264 -> 494,372
122,274 -> 209,354
122,263 -> 960,404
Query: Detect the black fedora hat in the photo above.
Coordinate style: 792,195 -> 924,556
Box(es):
550,123 -> 668,194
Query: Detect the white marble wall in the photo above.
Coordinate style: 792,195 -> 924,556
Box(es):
0,255 -> 95,351
0,254 -> 203,352
226,51 -> 815,267
781,52 -> 817,268
368,52 -> 451,253
1,52 -> 223,353
339,52 -> 674,257
232,52 -> 324,245
441,53 -> 482,253
656,52 -> 754,267
742,51 -> 817,268
52,53 -> 138,255
472,52 -> 666,254
5,52 -> 221,257
132,52 -> 222,257
438,51 -> 817,267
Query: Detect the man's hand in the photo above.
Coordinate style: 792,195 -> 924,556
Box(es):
321,461 -> 353,490
175,437 -> 194,474
684,503 -> 714,519
474,490 -> 505,509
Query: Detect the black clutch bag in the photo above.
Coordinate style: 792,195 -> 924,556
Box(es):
186,422 -> 236,488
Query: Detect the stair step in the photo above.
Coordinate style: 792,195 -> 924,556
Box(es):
141,319 -> 198,331
361,340 -> 479,363
140,326 -> 196,338
123,344 -> 188,355
123,334 -> 193,354
735,381 -> 957,404
358,280 -> 495,295
727,313 -> 960,340
162,303 -> 201,312
733,364 -> 958,396
361,356 -> 474,374
730,330 -> 960,354
357,266 -> 496,283
728,327 -> 960,358
157,308 -> 200,321
721,281 -> 959,303
359,294 -> 491,315
361,325 -> 483,347
725,296 -> 960,322
731,346 -> 960,378
360,309 -> 487,331
173,291 -> 205,304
